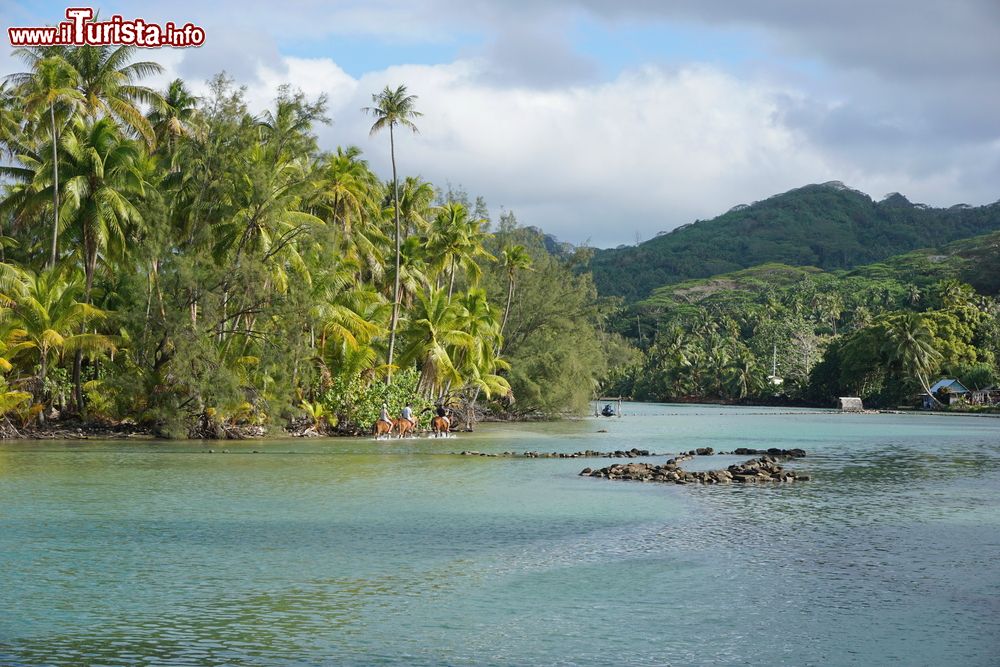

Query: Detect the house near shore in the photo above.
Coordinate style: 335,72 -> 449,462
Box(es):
920,378 -> 970,408
970,385 -> 1000,406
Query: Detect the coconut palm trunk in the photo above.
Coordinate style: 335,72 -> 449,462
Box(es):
447,257 -> 457,302
498,276 -> 514,354
362,84 -> 421,385
386,124 -> 402,384
49,103 -> 60,269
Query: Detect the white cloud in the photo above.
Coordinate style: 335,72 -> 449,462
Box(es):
147,49 -> 999,246
322,61 -> 839,246
6,0 -> 999,246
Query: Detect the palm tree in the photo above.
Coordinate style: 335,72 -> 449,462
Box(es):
59,117 -> 149,409
63,45 -> 163,146
222,162 -> 321,299
498,244 -> 532,352
147,78 -> 200,168
427,202 -> 494,301
399,288 -> 473,397
0,81 -> 23,157
453,289 -> 510,423
362,84 -> 421,384
1,267 -> 113,397
8,55 -> 83,269
882,311 -> 943,404
398,176 -> 436,237
319,146 -> 378,232
725,354 -> 762,400
385,236 -> 431,308
59,117 -> 145,295
315,147 -> 385,279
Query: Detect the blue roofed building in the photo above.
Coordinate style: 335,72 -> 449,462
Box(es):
921,378 -> 970,408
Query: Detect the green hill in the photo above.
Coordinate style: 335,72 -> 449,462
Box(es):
590,181 -> 1000,301
639,229 -> 1000,312
851,230 -> 1000,295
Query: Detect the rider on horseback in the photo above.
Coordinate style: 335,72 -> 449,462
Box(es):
379,403 -> 391,428
436,404 -> 450,430
401,404 -> 415,429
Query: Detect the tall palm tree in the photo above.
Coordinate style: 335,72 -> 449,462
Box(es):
882,311 -> 943,404
58,117 -> 148,409
8,55 -> 83,268
59,117 -> 145,295
363,84 -> 421,384
498,244 -> 532,352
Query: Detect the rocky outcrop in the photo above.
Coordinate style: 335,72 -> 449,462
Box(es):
582,453 -> 809,485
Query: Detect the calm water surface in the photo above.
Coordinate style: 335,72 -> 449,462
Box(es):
1,404 -> 999,666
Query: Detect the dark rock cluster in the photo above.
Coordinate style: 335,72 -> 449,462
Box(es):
581,453 -> 809,485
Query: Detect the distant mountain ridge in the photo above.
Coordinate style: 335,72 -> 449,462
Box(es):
589,181 -> 1000,301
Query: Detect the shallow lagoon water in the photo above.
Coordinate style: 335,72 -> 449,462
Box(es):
1,403 -> 999,665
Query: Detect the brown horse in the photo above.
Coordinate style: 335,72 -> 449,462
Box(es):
392,417 -> 416,438
430,415 -> 450,437
373,419 -> 392,438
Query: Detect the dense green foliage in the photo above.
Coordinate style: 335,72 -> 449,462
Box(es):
0,45 -> 611,435
605,235 -> 1000,408
590,182 -> 1000,300
480,217 -> 620,415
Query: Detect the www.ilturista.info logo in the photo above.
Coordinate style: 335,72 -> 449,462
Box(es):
7,7 -> 205,48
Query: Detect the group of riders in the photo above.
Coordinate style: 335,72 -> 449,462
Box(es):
374,403 -> 452,438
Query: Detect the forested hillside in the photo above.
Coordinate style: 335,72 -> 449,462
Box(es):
602,230 -> 1000,409
590,182 -> 1000,300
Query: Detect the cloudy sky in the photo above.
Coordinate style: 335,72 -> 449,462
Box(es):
4,1 -> 1000,247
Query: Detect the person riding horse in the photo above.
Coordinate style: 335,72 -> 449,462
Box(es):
401,404 -> 415,428
436,405 -> 449,427
430,404 -> 451,437
373,403 -> 393,438
386,404 -> 413,438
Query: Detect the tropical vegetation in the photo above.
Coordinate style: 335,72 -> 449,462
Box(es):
0,44 -> 612,436
603,244 -> 1000,408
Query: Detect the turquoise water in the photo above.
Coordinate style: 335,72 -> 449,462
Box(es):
1,403 -> 999,666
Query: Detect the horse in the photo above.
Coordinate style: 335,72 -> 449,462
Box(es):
430,415 -> 450,437
373,419 -> 393,438
392,417 -> 416,438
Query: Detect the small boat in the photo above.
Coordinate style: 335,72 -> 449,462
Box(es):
601,404 -> 616,417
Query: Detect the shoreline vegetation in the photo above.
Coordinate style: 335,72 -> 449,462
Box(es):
0,44 -> 616,440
